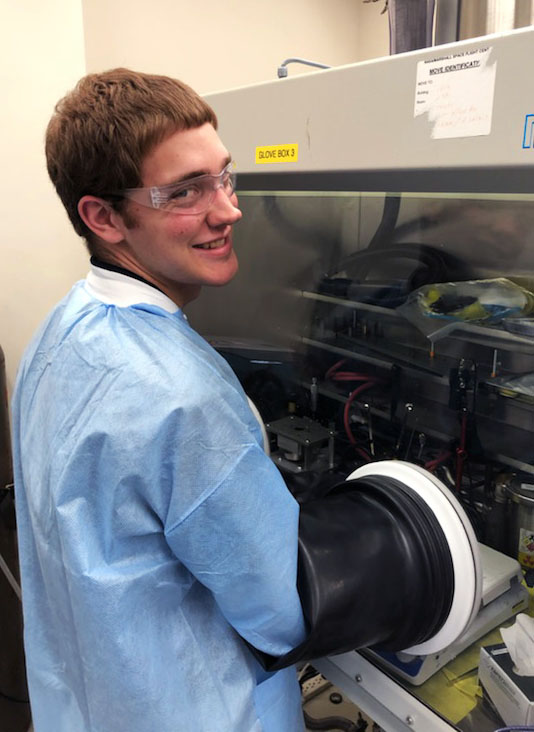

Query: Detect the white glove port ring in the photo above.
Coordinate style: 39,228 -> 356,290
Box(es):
348,460 -> 482,654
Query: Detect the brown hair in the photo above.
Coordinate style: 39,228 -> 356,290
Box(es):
45,68 -> 217,245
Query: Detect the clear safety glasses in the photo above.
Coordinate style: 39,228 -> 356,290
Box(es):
115,162 -> 236,215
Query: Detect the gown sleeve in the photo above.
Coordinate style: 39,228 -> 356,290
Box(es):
165,440 -> 307,656
131,322 -> 307,657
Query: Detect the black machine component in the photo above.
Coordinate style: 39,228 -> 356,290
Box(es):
248,461 -> 479,671
295,475 -> 454,655
265,415 -> 335,474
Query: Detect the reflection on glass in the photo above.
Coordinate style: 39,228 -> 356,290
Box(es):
187,189 -> 534,732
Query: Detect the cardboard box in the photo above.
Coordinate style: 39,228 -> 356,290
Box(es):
478,643 -> 534,727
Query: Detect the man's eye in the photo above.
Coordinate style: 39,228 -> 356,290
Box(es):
169,185 -> 197,201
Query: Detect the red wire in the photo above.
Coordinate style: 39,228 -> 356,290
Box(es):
326,360 -> 380,383
326,360 -> 381,460
355,446 -> 372,462
330,373 -> 374,381
325,359 -> 347,379
328,360 -> 454,470
425,451 -> 452,472
455,413 -> 468,492
343,381 -> 380,446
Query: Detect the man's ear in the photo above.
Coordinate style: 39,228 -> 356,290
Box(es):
78,196 -> 126,244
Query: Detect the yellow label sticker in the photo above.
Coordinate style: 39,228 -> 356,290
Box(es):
255,144 -> 299,164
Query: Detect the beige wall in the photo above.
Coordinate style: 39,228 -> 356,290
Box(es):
356,1 -> 389,63
1,0 -> 87,390
82,0 -> 389,93
1,0 -> 388,390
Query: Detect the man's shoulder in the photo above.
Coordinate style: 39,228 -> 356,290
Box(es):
18,286 -> 236,403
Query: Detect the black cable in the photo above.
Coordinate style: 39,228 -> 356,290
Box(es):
367,195 -> 401,250
327,243 -> 449,283
303,708 -> 362,731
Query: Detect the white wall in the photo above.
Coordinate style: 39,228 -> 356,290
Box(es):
1,0 -> 87,390
82,0 -> 389,93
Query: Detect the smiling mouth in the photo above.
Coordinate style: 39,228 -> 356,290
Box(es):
193,238 -> 226,250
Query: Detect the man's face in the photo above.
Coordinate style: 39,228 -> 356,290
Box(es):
117,123 -> 242,307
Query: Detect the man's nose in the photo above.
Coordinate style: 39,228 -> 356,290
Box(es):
206,189 -> 242,226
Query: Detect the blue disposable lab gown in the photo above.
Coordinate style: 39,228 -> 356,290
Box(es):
12,265 -> 307,732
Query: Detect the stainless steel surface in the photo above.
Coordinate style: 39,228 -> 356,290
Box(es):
315,654 -> 456,731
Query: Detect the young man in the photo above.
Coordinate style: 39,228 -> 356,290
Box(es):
12,69 -> 307,732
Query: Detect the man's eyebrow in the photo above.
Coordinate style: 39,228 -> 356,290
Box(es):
169,155 -> 232,186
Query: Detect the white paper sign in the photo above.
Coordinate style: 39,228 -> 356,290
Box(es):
414,47 -> 496,139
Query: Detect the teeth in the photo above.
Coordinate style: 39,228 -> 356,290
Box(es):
195,239 -> 224,250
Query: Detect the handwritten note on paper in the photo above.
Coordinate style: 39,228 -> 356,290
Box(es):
414,47 -> 497,139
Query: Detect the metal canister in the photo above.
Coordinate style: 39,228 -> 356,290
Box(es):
507,480 -> 534,570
